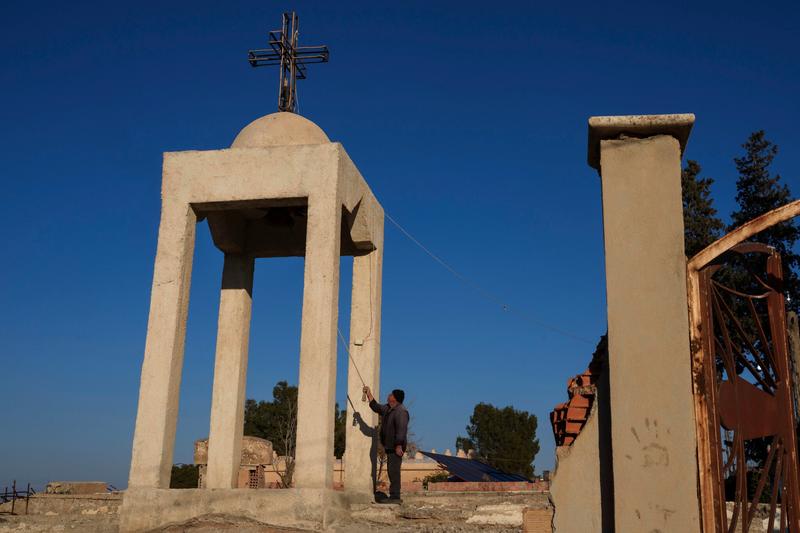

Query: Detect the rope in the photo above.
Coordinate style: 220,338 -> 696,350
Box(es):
337,327 -> 367,388
346,394 -> 357,411
336,208 -> 593,411
383,211 -> 594,345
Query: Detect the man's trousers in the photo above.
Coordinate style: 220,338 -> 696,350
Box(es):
387,453 -> 402,498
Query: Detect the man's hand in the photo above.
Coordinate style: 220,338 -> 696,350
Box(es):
395,445 -> 403,457
363,386 -> 374,402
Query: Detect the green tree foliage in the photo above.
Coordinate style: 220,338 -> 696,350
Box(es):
243,380 -> 348,459
682,160 -> 724,258
244,381 -> 298,456
456,403 -> 539,479
730,130 -> 800,312
719,131 -> 800,475
169,464 -> 199,488
422,471 -> 450,489
455,436 -> 474,454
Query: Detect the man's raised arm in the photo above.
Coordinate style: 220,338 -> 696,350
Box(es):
363,386 -> 388,415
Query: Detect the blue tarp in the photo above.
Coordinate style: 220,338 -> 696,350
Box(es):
419,451 -> 531,482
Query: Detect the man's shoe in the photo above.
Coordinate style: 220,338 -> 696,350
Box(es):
378,497 -> 402,505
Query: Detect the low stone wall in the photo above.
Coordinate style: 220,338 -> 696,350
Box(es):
45,481 -> 108,495
119,487 -> 360,532
0,494 -> 121,533
2,490 -> 554,532
375,481 -> 424,493
0,493 -> 121,516
401,481 -> 424,492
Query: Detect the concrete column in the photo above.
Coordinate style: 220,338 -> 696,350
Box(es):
205,253 -> 255,488
128,200 -> 197,488
589,114 -> 700,532
344,216 -> 384,494
294,194 -> 342,489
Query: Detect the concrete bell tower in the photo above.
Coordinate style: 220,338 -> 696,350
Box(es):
121,112 -> 384,531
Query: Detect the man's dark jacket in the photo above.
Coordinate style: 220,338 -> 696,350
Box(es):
369,399 -> 410,452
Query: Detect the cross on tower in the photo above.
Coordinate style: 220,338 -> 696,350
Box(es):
247,12 -> 330,114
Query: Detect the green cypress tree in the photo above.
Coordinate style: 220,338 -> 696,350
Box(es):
682,160 -> 725,258
729,131 -> 800,312
169,463 -> 200,488
456,402 -> 539,478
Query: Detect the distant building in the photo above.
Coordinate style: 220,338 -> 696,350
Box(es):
193,436 -> 273,489
192,437 -> 462,489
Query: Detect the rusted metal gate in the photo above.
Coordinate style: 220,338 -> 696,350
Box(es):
696,243 -> 799,531
688,200 -> 800,532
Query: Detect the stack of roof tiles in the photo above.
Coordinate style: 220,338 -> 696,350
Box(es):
550,351 -> 603,447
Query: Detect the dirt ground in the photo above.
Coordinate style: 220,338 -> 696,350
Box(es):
0,491 -> 549,532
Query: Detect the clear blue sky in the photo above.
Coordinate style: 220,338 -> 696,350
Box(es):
1,0 -> 798,489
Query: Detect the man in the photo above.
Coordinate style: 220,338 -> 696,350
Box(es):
363,386 -> 409,503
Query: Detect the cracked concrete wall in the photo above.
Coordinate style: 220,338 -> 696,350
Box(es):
550,403 -> 602,533
550,350 -> 613,533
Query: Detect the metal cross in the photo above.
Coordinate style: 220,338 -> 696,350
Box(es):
247,12 -> 330,114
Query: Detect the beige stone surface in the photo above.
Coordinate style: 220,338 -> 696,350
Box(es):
128,200 -> 197,489
119,487 -> 350,532
344,217 -> 384,494
587,113 -> 694,170
207,253 -> 255,489
155,514 -> 308,532
231,112 -> 330,148
523,507 -> 554,533
44,481 -> 108,495
1,491 -> 549,532
549,341 -> 612,532
465,502 -> 524,526
0,493 -> 120,515
347,492 -> 549,531
293,179 -> 344,490
550,405 -> 601,532
125,112 -> 385,527
194,436 -> 274,466
594,117 -> 700,532
0,494 -> 120,533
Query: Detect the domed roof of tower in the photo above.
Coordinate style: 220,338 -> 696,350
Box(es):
231,112 -> 330,148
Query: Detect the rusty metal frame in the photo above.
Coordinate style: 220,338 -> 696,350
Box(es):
247,12 -> 330,114
0,481 -> 33,515
687,199 -> 800,532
